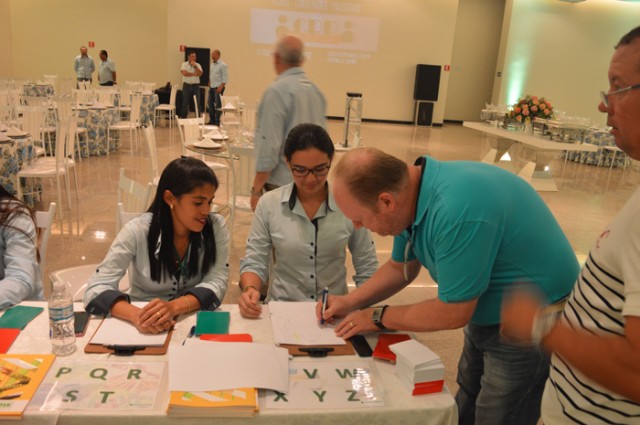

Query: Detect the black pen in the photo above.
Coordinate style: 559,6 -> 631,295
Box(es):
0,392 -> 22,400
182,325 -> 195,345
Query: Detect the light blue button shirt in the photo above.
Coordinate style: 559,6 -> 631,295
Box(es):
209,60 -> 228,88
254,67 -> 326,187
240,183 -> 378,301
83,212 -> 229,307
74,55 -> 95,79
0,207 -> 43,309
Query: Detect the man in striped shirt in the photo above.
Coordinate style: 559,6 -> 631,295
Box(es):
501,26 -> 640,424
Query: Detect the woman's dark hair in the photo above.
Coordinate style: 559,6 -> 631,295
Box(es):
283,123 -> 335,162
147,157 -> 219,282
0,185 -> 37,259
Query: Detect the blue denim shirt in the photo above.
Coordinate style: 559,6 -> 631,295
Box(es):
84,212 -> 229,314
0,207 -> 43,309
240,183 -> 378,301
254,67 -> 326,187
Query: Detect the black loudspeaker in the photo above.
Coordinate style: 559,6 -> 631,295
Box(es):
414,101 -> 434,126
414,64 -> 441,101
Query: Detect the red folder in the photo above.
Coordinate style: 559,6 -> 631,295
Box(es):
200,333 -> 253,342
372,333 -> 412,363
0,328 -> 20,353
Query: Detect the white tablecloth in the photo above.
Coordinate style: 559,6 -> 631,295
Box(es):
4,302 -> 458,425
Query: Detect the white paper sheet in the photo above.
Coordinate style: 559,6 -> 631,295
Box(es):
389,339 -> 441,367
269,301 -> 346,346
89,316 -> 168,347
169,339 -> 290,393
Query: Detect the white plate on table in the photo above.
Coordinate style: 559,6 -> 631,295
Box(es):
193,139 -> 223,149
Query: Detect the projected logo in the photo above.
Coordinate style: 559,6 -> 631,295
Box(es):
250,8 -> 379,51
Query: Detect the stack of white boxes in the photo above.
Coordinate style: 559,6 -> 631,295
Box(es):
390,339 -> 445,395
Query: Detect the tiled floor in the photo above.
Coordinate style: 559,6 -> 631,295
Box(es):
36,119 -> 640,394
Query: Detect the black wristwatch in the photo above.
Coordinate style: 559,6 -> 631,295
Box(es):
371,305 -> 388,329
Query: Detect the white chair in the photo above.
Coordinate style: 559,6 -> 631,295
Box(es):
154,84 -> 177,137
43,74 -> 58,92
35,202 -> 56,284
116,168 -> 153,231
142,125 -> 160,186
19,106 -> 49,157
17,116 -> 79,223
117,88 -> 133,119
227,143 -> 257,226
177,117 -> 232,217
53,95 -> 88,159
108,93 -> 142,154
50,202 -> 141,302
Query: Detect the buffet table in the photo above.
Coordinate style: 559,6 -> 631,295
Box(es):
464,121 -> 598,191
4,302 -> 458,425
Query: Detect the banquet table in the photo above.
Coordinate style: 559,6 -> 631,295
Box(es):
115,93 -> 159,126
23,84 -> 55,98
4,302 -> 458,425
464,121 -> 598,191
0,136 -> 38,204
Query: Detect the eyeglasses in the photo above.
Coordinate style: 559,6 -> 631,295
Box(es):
600,83 -> 640,108
291,164 -> 331,177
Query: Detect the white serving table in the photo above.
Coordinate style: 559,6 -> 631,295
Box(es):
464,121 -> 598,191
4,302 -> 457,425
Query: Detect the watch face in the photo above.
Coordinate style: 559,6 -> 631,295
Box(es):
372,307 -> 383,323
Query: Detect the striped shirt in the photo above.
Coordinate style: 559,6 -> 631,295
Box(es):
544,187 -> 640,424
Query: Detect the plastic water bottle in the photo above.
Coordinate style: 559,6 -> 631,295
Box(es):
48,281 -> 76,356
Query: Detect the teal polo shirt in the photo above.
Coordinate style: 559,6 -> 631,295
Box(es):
391,157 -> 579,325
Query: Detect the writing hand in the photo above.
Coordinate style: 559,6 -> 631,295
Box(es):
334,309 -> 376,339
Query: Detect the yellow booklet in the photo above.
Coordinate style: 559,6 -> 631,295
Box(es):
0,354 -> 56,419
168,388 -> 258,418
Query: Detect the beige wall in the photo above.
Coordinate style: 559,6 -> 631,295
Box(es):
495,0 -> 640,126
0,0 -> 14,77
8,0 -> 167,86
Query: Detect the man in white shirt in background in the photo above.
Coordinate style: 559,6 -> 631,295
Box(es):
179,51 -> 203,118
74,45 -> 95,86
207,49 -> 228,126
98,50 -> 117,86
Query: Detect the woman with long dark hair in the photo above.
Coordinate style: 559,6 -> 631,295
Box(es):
238,123 -> 378,318
84,157 -> 229,333
0,185 -> 43,309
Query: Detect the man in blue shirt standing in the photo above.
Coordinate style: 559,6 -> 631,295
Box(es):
249,35 -> 326,210
322,148 -> 580,425
207,49 -> 228,126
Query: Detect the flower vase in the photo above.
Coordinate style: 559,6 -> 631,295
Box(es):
523,119 -> 533,135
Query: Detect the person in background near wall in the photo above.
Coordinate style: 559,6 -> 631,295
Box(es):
83,157 -> 229,334
98,50 -> 117,86
180,51 -> 203,119
238,124 -> 378,318
207,49 -> 228,126
501,25 -> 640,424
250,35 -> 326,210
320,147 -> 581,425
0,185 -> 43,310
74,45 -> 95,86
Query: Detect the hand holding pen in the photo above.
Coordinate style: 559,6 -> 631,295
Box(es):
320,287 -> 329,325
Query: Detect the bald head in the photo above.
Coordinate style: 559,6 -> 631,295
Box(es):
334,147 -> 409,206
275,35 -> 305,69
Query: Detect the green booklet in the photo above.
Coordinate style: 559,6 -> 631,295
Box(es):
194,311 -> 230,336
0,305 -> 44,329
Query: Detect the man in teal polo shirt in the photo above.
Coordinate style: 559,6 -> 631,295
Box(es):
321,147 -> 579,425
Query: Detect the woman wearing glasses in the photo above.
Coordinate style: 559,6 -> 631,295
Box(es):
238,123 -> 378,318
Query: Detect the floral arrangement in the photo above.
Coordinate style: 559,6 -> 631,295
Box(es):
507,95 -> 554,123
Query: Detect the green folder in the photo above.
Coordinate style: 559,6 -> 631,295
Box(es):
194,311 -> 230,336
0,305 -> 44,329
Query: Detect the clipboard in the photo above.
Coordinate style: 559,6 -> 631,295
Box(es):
281,339 -> 356,357
84,318 -> 174,356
